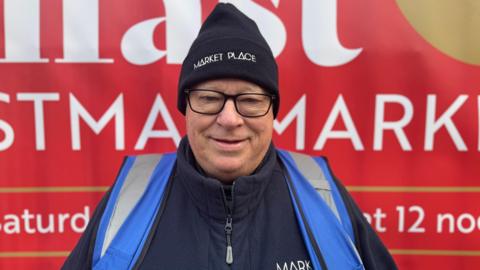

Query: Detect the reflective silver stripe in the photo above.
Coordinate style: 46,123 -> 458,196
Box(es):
101,154 -> 163,257
288,152 -> 340,221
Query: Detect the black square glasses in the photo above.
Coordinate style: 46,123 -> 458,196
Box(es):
185,89 -> 275,117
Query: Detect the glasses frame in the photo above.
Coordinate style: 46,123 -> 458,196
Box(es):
185,89 -> 275,118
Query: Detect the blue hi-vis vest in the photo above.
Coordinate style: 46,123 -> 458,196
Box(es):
92,150 -> 364,270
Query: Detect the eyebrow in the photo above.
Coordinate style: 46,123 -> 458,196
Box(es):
202,85 -> 265,94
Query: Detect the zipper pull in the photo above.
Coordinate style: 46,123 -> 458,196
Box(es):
226,246 -> 233,265
225,215 -> 233,265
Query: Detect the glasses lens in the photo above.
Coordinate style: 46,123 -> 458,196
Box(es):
188,90 -> 224,114
236,94 -> 272,117
187,90 -> 273,117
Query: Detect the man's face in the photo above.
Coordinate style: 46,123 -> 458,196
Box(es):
186,78 -> 274,182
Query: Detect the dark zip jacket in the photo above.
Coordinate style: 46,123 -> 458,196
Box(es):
63,138 -> 397,269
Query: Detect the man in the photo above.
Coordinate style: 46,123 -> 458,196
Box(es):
63,3 -> 397,270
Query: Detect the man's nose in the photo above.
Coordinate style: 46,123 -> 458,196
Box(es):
216,99 -> 243,127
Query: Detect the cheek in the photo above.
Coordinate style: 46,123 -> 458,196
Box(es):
186,113 -> 202,150
186,111 -> 204,135
249,120 -> 273,147
186,113 -> 213,150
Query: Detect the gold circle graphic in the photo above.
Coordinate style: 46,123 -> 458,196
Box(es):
396,0 -> 480,65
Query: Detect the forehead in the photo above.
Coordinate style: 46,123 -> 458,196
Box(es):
194,78 -> 266,94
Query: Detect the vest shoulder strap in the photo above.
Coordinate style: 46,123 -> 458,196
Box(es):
286,151 -> 341,221
101,154 -> 163,257
278,150 -> 355,240
278,150 -> 363,270
92,153 -> 176,270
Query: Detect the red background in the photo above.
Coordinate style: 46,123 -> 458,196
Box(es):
0,0 -> 479,269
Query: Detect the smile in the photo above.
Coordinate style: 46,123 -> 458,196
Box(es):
211,137 -> 246,150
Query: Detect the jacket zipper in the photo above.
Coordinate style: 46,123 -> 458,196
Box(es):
225,215 -> 233,264
222,184 -> 235,265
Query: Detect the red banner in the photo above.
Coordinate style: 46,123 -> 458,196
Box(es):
0,0 -> 479,269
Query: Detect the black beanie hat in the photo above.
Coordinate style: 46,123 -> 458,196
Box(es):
177,3 -> 279,117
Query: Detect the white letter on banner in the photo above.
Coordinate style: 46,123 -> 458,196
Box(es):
70,94 -> 125,150
70,206 -> 90,233
274,95 -> 306,150
374,94 -> 413,151
56,0 -> 113,63
121,0 -> 201,65
17,93 -> 60,151
424,95 -> 468,151
0,0 -> 48,63
220,0 -> 286,57
3,214 -> 21,234
0,93 -> 15,151
135,94 -> 181,149
302,0 -> 362,66
21,209 -> 36,234
314,95 -> 364,150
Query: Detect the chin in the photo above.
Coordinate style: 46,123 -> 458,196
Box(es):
214,161 -> 243,174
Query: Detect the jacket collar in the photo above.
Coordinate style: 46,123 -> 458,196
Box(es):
175,136 -> 277,222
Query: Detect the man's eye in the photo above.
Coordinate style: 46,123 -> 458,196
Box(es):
238,96 -> 263,104
199,95 -> 222,102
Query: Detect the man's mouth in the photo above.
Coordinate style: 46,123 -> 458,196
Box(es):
211,137 -> 246,149
214,138 -> 243,144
